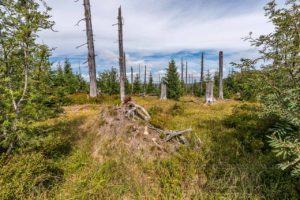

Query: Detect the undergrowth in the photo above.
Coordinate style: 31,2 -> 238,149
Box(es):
0,96 -> 299,199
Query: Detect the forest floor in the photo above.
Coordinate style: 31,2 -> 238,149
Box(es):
1,96 -> 299,199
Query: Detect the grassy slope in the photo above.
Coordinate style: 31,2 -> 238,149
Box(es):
1,96 -> 299,199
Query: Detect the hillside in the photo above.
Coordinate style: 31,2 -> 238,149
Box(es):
2,96 -> 298,199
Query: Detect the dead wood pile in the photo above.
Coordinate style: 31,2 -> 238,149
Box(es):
122,101 -> 192,145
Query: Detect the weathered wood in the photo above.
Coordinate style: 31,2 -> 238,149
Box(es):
83,0 -> 97,97
131,66 -> 133,94
144,65 -> 147,95
191,74 -> 194,96
200,52 -> 204,95
138,64 -> 141,79
165,128 -> 192,142
219,51 -> 224,100
160,82 -> 167,100
148,125 -> 192,144
185,61 -> 188,92
181,57 -> 184,83
124,102 -> 151,121
205,81 -> 214,104
117,7 -> 125,103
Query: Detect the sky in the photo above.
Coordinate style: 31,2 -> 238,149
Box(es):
38,0 -> 281,82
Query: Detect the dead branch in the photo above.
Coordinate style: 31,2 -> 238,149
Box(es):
165,128 -> 192,142
76,42 -> 87,49
148,125 -> 192,144
124,102 -> 151,121
123,102 -> 194,145
152,138 -> 164,150
76,18 -> 86,26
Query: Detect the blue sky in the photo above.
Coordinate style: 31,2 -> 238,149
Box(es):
39,0 -> 283,82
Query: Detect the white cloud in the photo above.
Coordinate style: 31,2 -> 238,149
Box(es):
37,0 -> 283,78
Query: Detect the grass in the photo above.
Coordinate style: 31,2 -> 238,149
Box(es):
1,95 -> 299,199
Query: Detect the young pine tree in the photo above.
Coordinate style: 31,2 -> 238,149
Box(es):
97,68 -> 119,95
147,72 -> 156,94
165,59 -> 183,100
133,74 -> 142,94
0,0 -> 57,153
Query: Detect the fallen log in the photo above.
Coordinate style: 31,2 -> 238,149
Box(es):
148,125 -> 192,144
123,102 -> 193,145
165,128 -> 192,142
124,101 -> 151,121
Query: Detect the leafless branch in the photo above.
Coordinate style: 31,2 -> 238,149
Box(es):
76,42 -> 87,49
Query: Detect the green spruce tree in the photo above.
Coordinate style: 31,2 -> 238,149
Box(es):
133,74 -> 142,94
97,68 -> 119,95
147,72 -> 156,94
165,59 -> 183,100
0,0 -> 58,153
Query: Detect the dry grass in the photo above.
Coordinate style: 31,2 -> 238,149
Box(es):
46,96 -> 245,199
10,95 -> 295,199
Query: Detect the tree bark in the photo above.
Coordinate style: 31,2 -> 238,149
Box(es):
144,65 -> 147,95
118,6 -> 125,103
205,81 -> 214,104
83,0 -> 97,97
131,66 -> 133,94
219,51 -> 224,99
200,52 -> 204,95
160,82 -> 167,100
181,57 -> 184,83
185,61 -> 188,93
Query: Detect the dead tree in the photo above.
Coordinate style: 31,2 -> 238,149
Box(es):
185,61 -> 188,93
200,52 -> 204,95
124,52 -> 127,79
181,57 -> 184,83
139,64 -> 141,79
191,74 -> 194,96
83,0 -> 97,97
160,82 -> 167,100
219,51 -> 224,99
117,6 -> 125,103
144,65 -> 147,95
131,66 -> 133,94
205,81 -> 214,104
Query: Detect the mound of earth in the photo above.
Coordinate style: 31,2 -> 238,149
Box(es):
91,105 -> 180,161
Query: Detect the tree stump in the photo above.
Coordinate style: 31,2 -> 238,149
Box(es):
160,83 -> 167,100
205,81 -> 214,104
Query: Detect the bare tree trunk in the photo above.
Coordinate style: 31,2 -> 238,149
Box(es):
205,81 -> 214,104
83,0 -> 97,97
138,64 -> 141,79
200,52 -> 204,95
144,65 -> 147,95
191,74 -> 194,96
185,61 -> 188,93
160,82 -> 167,100
181,57 -> 184,83
219,51 -> 224,99
117,6 -> 125,103
131,66 -> 133,94
124,52 -> 127,78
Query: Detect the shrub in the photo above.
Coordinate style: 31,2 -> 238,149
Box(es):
148,106 -> 163,116
169,103 -> 185,116
0,153 -> 63,200
223,104 -> 277,152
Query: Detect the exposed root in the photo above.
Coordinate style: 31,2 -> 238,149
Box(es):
123,101 -> 151,121
148,124 -> 192,144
